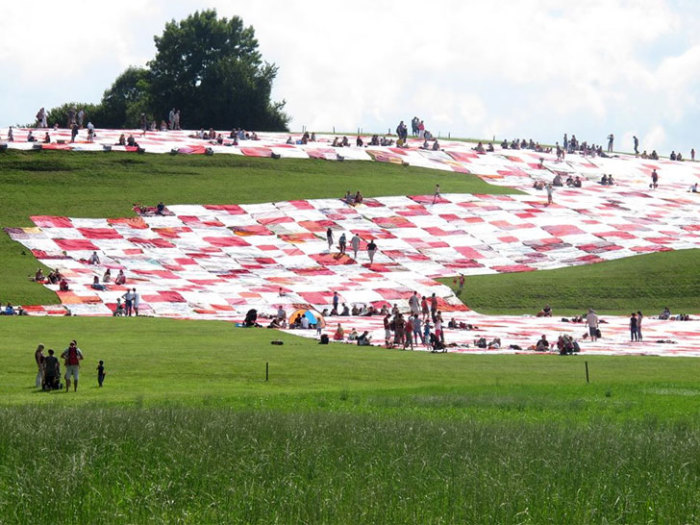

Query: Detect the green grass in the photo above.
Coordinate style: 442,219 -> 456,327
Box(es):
0,149 -> 698,523
0,149 -> 516,305
0,317 -> 698,523
439,248 -> 700,315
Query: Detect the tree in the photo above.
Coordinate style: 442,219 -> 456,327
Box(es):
147,9 -> 288,130
98,67 -> 151,128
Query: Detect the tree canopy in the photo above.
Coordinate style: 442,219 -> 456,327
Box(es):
46,10 -> 288,131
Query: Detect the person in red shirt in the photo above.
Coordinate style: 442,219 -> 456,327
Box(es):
61,340 -> 84,392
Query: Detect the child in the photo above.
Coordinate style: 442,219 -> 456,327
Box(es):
97,360 -> 106,387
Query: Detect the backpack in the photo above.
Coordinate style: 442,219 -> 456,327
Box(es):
319,334 -> 329,345
66,347 -> 80,366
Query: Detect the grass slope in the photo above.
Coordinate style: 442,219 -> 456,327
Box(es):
0,150 -> 698,523
0,150 -> 515,304
0,317 -> 698,523
440,248 -> 700,315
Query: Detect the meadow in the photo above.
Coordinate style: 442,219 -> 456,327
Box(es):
0,149 -> 698,523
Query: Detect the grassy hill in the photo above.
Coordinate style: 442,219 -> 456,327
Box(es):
0,149 -> 697,523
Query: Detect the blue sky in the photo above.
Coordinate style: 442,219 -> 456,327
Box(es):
2,0 -> 700,155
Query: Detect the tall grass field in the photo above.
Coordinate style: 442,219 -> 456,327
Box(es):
0,150 -> 698,523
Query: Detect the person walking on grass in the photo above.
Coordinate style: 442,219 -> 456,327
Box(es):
61,340 -> 83,392
97,360 -> 106,387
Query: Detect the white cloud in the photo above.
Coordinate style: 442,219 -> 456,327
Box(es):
2,0 -> 700,153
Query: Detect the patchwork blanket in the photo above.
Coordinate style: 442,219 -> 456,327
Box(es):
3,130 -> 699,356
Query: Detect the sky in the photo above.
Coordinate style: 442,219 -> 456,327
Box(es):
2,0 -> 700,154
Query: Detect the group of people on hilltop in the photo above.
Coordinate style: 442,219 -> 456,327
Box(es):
34,340 -> 104,392
502,138 -> 551,153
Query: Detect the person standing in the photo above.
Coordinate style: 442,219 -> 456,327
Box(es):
332,291 -> 340,315
61,340 -> 84,392
430,293 -> 438,322
122,289 -> 135,316
43,349 -> 60,390
633,136 -> 639,155
408,291 -> 420,317
35,107 -> 47,128
97,360 -> 106,387
367,239 -> 377,265
338,233 -> 347,255
132,288 -> 140,316
607,133 -> 614,153
546,183 -> 554,205
630,312 -> 638,342
636,311 -> 644,341
168,108 -> 175,130
350,233 -> 361,259
326,228 -> 334,251
586,308 -> 599,342
651,169 -> 659,189
458,274 -> 465,294
34,344 -> 45,388
432,184 -> 441,204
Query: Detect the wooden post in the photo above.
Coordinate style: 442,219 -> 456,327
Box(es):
266,362 -> 269,382
585,361 -> 590,384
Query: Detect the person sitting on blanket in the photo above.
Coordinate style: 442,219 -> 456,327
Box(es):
114,270 -> 126,285
34,268 -> 45,282
2,303 -> 15,315
354,191 -> 363,204
357,331 -> 372,346
156,202 -> 166,215
333,323 -> 345,341
347,328 -> 359,341
116,134 -> 126,146
537,304 -> 552,317
43,132 -> 51,144
488,337 -> 502,349
91,276 -> 106,291
535,334 -> 550,352
89,251 -> 100,265
432,140 -> 440,151
113,298 -> 125,317
127,135 -> 138,147
343,190 -> 354,204
102,269 -> 111,283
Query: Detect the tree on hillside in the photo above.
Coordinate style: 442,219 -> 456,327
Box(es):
147,9 -> 289,131
98,67 -> 151,128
